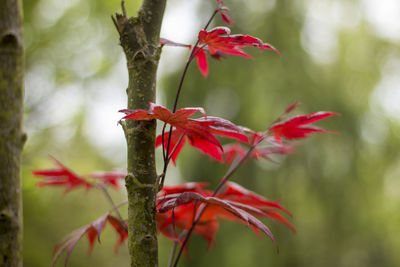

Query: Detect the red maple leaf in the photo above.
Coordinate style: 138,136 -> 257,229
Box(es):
52,214 -> 127,266
268,111 -> 338,143
121,102 -> 248,164
88,170 -> 126,190
120,102 -> 221,148
222,142 -> 294,164
156,182 -> 294,250
161,27 -> 279,77
155,117 -> 249,164
158,192 -> 276,242
198,27 -> 280,58
155,129 -> 225,164
32,157 -> 92,193
217,7 -> 234,25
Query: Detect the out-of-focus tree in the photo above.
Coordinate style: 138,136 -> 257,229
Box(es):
0,0 -> 24,266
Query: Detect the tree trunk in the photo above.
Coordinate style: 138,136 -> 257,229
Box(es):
113,0 -> 166,266
0,0 -> 24,266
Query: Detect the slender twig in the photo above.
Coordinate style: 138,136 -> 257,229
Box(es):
168,241 -> 179,267
173,145 -> 257,267
98,183 -> 128,232
161,123 -> 168,161
161,43 -> 207,173
204,9 -> 219,31
171,8 -> 219,113
167,133 -> 185,163
164,8 -> 221,265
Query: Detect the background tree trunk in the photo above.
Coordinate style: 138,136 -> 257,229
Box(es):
0,0 -> 24,266
113,0 -> 166,266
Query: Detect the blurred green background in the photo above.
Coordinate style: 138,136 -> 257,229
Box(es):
22,0 -> 400,266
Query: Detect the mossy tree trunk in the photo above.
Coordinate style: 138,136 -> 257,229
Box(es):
113,0 -> 166,266
0,0 -> 24,266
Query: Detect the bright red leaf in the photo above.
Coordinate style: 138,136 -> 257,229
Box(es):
120,103 -> 222,150
269,111 -> 338,143
32,157 -> 92,193
122,102 -> 248,164
198,27 -> 280,58
161,27 -> 279,77
194,47 -> 209,77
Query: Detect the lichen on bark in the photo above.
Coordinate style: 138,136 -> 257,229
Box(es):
112,0 -> 166,266
0,0 -> 24,266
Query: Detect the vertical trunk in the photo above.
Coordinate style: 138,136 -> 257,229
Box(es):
113,0 -> 166,266
0,0 -> 24,266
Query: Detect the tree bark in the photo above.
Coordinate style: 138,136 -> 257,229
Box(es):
113,0 -> 166,266
0,0 -> 24,266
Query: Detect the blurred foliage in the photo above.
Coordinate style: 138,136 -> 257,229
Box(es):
22,0 -> 400,266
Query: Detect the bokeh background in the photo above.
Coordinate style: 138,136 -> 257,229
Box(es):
22,0 -> 400,266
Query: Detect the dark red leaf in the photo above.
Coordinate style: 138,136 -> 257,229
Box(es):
52,214 -> 108,267
107,216 -> 128,252
195,116 -> 249,143
158,191 -> 275,242
52,214 -> 127,266
219,182 -> 292,216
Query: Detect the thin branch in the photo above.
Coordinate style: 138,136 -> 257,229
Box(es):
167,133 -> 185,163
159,132 -> 184,189
159,7 -> 221,188
98,183 -> 128,232
168,241 -> 179,267
204,9 -> 219,30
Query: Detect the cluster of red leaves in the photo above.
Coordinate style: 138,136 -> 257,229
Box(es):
32,157 -> 126,193
49,180 -> 293,265
36,100 -> 337,265
156,182 -> 295,249
120,102 -> 248,164
121,102 -> 337,165
51,213 -> 127,266
161,26 -> 279,77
